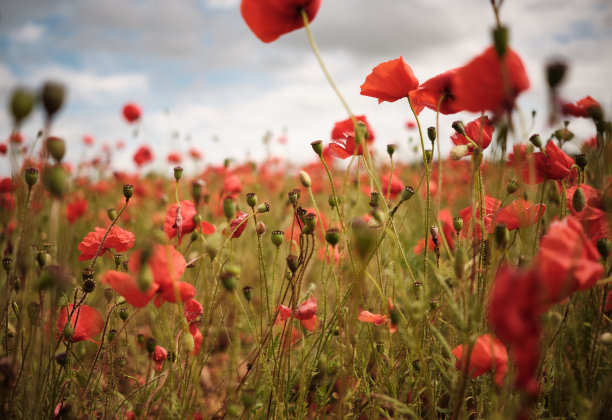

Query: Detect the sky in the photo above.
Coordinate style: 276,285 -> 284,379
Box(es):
1,0 -> 611,174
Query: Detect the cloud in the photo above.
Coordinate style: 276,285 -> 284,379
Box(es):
10,22 -> 45,43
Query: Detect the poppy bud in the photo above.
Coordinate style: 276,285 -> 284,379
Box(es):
451,121 -> 465,135
354,121 -> 368,144
387,144 -> 396,157
400,186 -> 415,202
46,137 -> 66,162
108,329 -> 117,342
62,322 -> 74,340
242,286 -> 253,302
119,307 -> 129,321
24,167 -> 39,188
256,202 -> 270,214
299,170 -> 311,188
453,217 -> 463,235
220,272 -> 237,291
36,251 -> 51,270
492,26 -> 509,58
554,127 -> 574,142
389,307 -> 401,327
575,154 -> 587,170
2,257 -> 12,273
352,218 -> 375,260
192,179 -> 205,202
450,145 -> 469,161
271,230 -> 284,247
572,187 -> 586,212
286,255 -> 300,274
494,224 -> 510,247
288,189 -> 300,206
146,337 -> 157,354
82,278 -> 96,293
256,221 -> 267,236
183,332 -> 195,354
42,165 -> 68,198
10,87 -> 35,124
506,179 -> 519,194
107,208 -> 118,221
303,213 -> 317,233
137,264 -> 154,292
137,333 -> 145,344
192,213 -> 202,226
223,196 -> 236,220
246,192 -> 258,209
596,238 -> 611,259
311,140 -> 323,156
546,60 -> 567,90
41,81 -> 66,118
173,166 -> 183,181
427,127 -> 436,143
104,287 -> 114,303
325,228 -> 340,247
122,184 -> 134,199
371,209 -> 385,225
529,134 -> 542,149
56,352 -> 68,367
328,195 -> 340,208
224,264 -> 241,277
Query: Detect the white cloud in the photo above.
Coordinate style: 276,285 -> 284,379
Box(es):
10,22 -> 45,43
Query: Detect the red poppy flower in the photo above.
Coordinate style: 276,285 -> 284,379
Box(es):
152,345 -> 167,372
536,216 -> 603,307
101,270 -> 160,308
451,116 -> 494,153
566,184 -> 610,241
82,134 -> 94,146
189,148 -> 203,160
122,103 -> 141,123
276,295 -> 320,332
0,143 -> 6,155
494,199 -> 545,231
164,200 -> 198,243
77,226 -> 135,261
331,115 -> 375,142
360,57 -> 420,104
522,140 -> 575,184
240,0 -> 321,43
167,152 -> 182,164
358,299 -> 396,333
411,68 -> 465,114
329,131 -> 365,159
414,208 -> 455,254
66,197 -> 88,224
189,324 -> 203,355
458,195 -> 502,239
561,95 -> 601,118
56,304 -> 104,343
451,46 -> 530,113
381,172 -> 403,199
452,334 -> 508,386
133,145 -> 153,167
223,174 -> 243,197
184,298 -> 203,324
0,178 -> 13,193
9,132 -> 24,144
229,211 -> 249,238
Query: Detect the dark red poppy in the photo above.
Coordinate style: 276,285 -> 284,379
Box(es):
451,46 -> 530,113
229,211 -> 249,238
77,226 -> 135,261
133,145 -> 153,167
66,197 -> 88,224
56,304 -> 104,343
122,103 -> 141,123
153,345 -> 167,371
0,143 -> 6,155
240,0 -> 321,43
522,140 -> 575,184
561,95 -> 602,118
411,68 -> 465,114
451,116 -> 494,153
360,57 -> 420,104
164,200 -> 198,243
331,115 -> 375,142
452,334 -> 508,386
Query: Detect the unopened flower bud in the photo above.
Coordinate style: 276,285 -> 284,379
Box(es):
450,145 -> 469,161
427,127 -> 436,142
246,192 -> 258,208
62,322 -> 74,340
387,144 -> 396,157
256,221 -> 267,236
271,230 -> 284,247
354,121 -> 368,143
506,180 -> 519,194
311,140 -> 323,156
137,264 -> 154,292
10,87 -> 35,124
42,165 -> 68,198
299,170 -> 311,188
46,137 -> 66,162
24,167 -> 39,187
546,60 -> 567,90
183,331 -> 195,354
554,127 -> 574,142
453,217 -> 463,234
107,208 -> 118,221
220,272 -> 237,291
371,209 -> 385,225
352,218 -> 375,260
41,81 -> 66,118
452,121 -> 465,135
173,166 -> 183,181
325,228 -> 340,247
400,186 -> 415,202
223,196 -> 236,220
492,26 -> 509,58
242,286 -> 253,302
529,134 -> 542,148
328,195 -> 340,208
256,202 -> 270,214
596,238 -> 611,259
108,329 -> 117,341
146,337 -> 157,354
286,255 -> 299,274
36,251 -> 51,270
572,187 -> 586,212
122,184 -> 134,199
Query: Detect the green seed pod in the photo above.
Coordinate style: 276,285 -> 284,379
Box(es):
104,287 -> 114,303
246,192 -> 258,209
304,213 -> 317,233
62,322 -> 74,340
325,228 -> 340,247
242,286 -> 253,302
596,238 -> 611,259
529,134 -> 542,149
113,254 -> 123,269
492,26 -> 509,57
506,180 -> 519,194
256,202 -> 270,214
2,257 -> 13,274
24,167 -> 39,188
554,127 -> 574,142
117,356 -> 127,367
145,337 -> 156,354
82,278 -> 96,293
452,121 -> 465,135
42,165 -> 68,198
107,208 -> 118,221
271,230 -> 284,248
122,184 -> 134,199
223,196 -> 236,220
286,255 -> 300,274
10,87 -> 35,124
427,126 -> 436,143
352,218 -> 375,260
173,166 -> 183,181
46,137 -> 66,162
453,217 -> 463,234
36,251 -> 51,270
137,264 -> 154,292
387,144 -> 396,157
183,331 -> 195,354
41,81 -> 66,118
119,307 -> 129,321
311,140 -> 323,156
288,188 -> 301,206
108,329 -> 117,342
400,186 -> 415,202
220,272 -> 237,291
575,154 -> 587,170
572,187 -> 586,212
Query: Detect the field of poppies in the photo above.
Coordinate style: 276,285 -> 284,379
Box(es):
1,1 -> 612,419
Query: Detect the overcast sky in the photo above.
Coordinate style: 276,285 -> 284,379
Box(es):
1,0 -> 611,174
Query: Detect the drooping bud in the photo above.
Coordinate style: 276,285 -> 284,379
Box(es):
46,136 -> 66,162
400,186 -> 415,202
122,184 -> 134,199
299,170 -> 312,188
246,192 -> 258,209
271,230 -> 284,248
173,166 -> 183,181
223,196 -> 236,220
506,179 -> 519,195
572,187 -> 586,212
256,221 -> 266,236
529,134 -> 542,149
451,121 -> 465,135
107,208 -> 118,221
242,286 -> 253,302
24,167 -> 39,188
41,81 -> 66,118
286,255 -> 300,274
453,217 -> 463,235
311,140 -> 323,156
10,87 -> 35,124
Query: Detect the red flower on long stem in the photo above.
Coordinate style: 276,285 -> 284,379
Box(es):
451,116 -> 494,153
77,226 -> 135,261
357,299 -> 397,333
411,68 -> 465,114
240,0 -> 321,43
561,95 -> 601,118
452,334 -> 508,386
56,304 -> 104,343
360,57 -> 420,104
122,103 -> 141,123
133,145 -> 153,167
331,115 -> 375,142
164,200 -> 198,243
152,345 -> 167,372
277,295 -> 320,332
522,140 -> 575,184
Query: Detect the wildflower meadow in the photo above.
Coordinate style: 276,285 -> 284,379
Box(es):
1,0 -> 611,419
